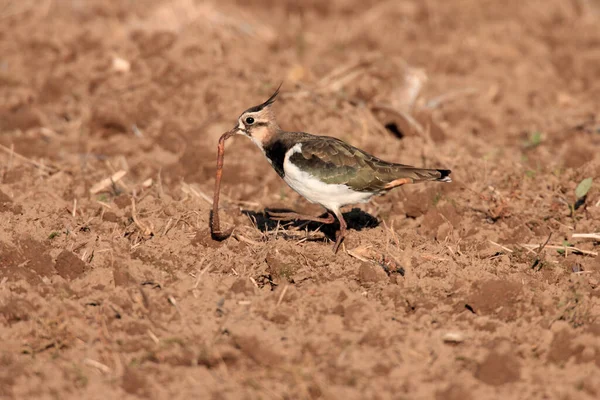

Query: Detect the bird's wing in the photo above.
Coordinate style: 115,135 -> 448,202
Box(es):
288,136 -> 432,192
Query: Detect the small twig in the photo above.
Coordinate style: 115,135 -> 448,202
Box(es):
233,233 -> 262,246
168,295 -> 187,326
295,236 -> 309,245
147,330 -> 160,345
572,233 -> 600,240
181,182 -> 213,205
536,233 -> 553,255
346,249 -> 370,263
157,168 -> 164,198
96,200 -> 112,209
442,331 -> 466,344
161,218 -> 173,237
72,199 -> 77,218
193,258 -> 210,289
131,198 -> 153,236
421,254 -> 449,262
231,200 -> 260,208
89,170 -> 127,194
520,244 -> 597,256
273,220 -> 281,240
518,244 -> 538,256
276,285 -> 289,307
425,88 -> 479,109
271,230 -> 326,241
83,358 -> 111,374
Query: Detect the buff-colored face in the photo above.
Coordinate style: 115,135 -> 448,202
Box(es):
232,86 -> 281,146
234,108 -> 275,144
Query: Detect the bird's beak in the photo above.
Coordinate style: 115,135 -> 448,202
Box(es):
232,123 -> 246,135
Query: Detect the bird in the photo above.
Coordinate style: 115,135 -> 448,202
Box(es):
229,86 -> 452,253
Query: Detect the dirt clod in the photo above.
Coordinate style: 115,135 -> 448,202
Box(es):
467,280 -> 523,321
358,263 -> 388,284
233,334 -> 282,366
121,368 -> 150,397
55,250 -> 87,280
475,352 -> 521,386
229,278 -> 256,295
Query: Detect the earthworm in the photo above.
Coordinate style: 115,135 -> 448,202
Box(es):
210,129 -> 235,240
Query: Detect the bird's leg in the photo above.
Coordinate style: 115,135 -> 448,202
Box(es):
267,211 -> 335,224
332,211 -> 347,254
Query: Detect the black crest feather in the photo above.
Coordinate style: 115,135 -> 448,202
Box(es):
246,83 -> 282,113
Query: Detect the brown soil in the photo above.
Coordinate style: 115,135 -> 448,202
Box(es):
1,1 -> 600,398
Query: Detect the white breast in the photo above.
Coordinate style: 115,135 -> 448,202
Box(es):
282,143 -> 374,212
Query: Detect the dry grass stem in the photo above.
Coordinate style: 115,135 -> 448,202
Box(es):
442,331 -> 466,343
572,233 -> 600,240
425,88 -> 479,109
536,233 -> 553,255
168,295 -> 188,326
131,198 -> 153,236
83,358 -> 111,374
346,249 -> 370,263
233,233 -> 262,246
96,200 -> 112,209
147,330 -> 160,345
281,230 -> 326,241
193,258 -> 211,289
181,182 -> 213,205
489,240 -> 514,253
90,170 -> 127,194
421,254 -> 449,262
276,285 -> 289,307
521,244 -> 597,256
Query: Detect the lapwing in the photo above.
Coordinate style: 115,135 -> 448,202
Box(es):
230,87 -> 452,253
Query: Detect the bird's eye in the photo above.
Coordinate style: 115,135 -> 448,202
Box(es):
245,117 -> 255,125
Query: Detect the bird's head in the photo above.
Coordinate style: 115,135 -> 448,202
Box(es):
232,85 -> 281,147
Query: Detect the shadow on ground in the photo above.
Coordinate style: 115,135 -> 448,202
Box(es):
243,208 -> 380,241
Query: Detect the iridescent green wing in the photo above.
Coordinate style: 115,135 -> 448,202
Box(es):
290,135 -> 448,191
288,136 -> 400,192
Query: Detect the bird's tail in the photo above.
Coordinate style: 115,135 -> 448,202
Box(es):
384,168 -> 452,189
433,169 -> 452,183
400,167 -> 452,183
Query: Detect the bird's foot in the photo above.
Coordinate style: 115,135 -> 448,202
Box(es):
332,228 -> 346,254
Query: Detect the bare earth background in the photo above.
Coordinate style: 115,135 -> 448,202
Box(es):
1,0 -> 600,398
